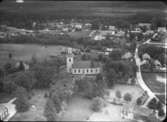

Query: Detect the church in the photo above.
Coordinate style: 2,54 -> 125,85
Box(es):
66,48 -> 101,75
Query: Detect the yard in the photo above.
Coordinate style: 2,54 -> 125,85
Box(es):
10,90 -> 48,121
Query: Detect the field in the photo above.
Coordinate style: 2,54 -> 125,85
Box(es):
0,44 -> 67,66
141,72 -> 166,104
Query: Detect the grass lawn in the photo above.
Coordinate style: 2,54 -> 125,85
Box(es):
141,72 -> 165,93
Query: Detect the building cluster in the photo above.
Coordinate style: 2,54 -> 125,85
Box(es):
0,25 -> 34,39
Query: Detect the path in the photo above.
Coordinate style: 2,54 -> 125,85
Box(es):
134,33 -> 166,106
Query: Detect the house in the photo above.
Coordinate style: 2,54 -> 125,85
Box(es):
66,48 -> 101,75
157,27 -> 166,33
94,34 -> 106,41
0,98 -> 17,121
142,53 -> 151,60
108,25 -> 116,30
154,60 -> 162,68
121,52 -> 133,60
0,105 -> 9,121
138,23 -> 151,29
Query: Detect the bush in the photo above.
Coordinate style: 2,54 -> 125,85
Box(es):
123,93 -> 132,102
115,90 -> 122,99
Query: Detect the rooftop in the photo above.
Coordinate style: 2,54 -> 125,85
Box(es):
72,60 -> 100,68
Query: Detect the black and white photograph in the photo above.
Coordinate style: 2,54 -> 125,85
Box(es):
0,0 -> 166,121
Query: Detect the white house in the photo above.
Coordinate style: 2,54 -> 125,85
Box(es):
0,98 -> 17,121
157,27 -> 167,33
66,49 -> 101,75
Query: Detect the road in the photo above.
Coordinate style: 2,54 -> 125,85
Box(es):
134,45 -> 156,99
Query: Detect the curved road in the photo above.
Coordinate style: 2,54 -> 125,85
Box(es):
134,45 -> 156,99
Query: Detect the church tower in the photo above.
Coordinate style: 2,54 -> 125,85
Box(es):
66,48 -> 74,73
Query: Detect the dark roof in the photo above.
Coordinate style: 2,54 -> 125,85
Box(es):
72,60 -> 100,68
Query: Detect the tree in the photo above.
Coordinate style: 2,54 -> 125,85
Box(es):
14,87 -> 30,112
136,97 -> 143,106
147,98 -> 158,110
33,64 -> 55,89
0,68 -> 4,92
115,90 -> 122,99
109,50 -> 122,60
2,77 -> 17,94
158,109 -> 165,117
44,99 -> 59,121
91,97 -> 105,112
13,71 -> 36,92
123,93 -> 132,102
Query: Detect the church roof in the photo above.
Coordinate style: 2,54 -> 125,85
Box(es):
72,61 -> 100,68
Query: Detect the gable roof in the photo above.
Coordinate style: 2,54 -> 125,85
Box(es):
72,61 -> 100,68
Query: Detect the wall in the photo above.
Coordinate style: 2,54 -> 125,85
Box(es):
71,67 -> 100,75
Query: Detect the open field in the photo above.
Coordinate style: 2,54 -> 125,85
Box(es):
0,43 -> 67,66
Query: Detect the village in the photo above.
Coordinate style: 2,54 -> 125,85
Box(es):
0,1 -> 166,122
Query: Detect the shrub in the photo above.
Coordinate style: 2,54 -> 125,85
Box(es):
123,93 -> 132,102
115,90 -> 122,99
